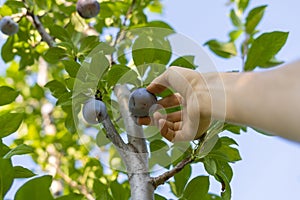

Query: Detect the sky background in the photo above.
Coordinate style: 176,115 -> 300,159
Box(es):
149,0 -> 300,199
1,0 -> 300,200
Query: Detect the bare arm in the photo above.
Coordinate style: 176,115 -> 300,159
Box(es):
139,61 -> 300,143
223,61 -> 300,142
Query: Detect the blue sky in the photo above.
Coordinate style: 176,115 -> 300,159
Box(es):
1,0 -> 300,199
149,0 -> 300,199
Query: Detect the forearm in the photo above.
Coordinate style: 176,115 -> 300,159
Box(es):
212,62 -> 300,142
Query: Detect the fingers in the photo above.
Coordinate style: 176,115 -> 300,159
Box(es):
147,66 -> 195,97
158,119 -> 182,142
138,110 -> 182,126
157,93 -> 184,108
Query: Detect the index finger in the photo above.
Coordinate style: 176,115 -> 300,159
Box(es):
147,66 -> 193,97
146,83 -> 167,95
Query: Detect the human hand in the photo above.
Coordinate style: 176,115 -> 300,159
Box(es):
138,66 -> 214,142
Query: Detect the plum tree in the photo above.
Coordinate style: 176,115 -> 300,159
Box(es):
82,98 -> 107,124
128,88 -> 157,117
76,0 -> 100,19
0,16 -> 18,35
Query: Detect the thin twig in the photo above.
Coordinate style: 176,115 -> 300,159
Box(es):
56,168 -> 95,200
26,10 -> 55,47
112,0 -> 137,47
151,156 -> 194,189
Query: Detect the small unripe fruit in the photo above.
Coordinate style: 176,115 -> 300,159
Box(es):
128,88 -> 157,117
82,98 -> 107,124
0,16 -> 19,36
76,0 -> 100,19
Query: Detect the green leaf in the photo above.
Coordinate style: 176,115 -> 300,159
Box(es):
43,47 -> 67,64
0,140 -> 10,157
1,36 -> 15,62
149,140 -> 171,168
92,42 -> 116,55
238,0 -> 250,12
0,158 -> 14,198
15,175 -> 54,200
230,9 -> 242,28
107,65 -> 130,87
45,80 -> 68,98
56,194 -> 84,200
150,140 -> 168,152
96,131 -> 111,147
215,161 -> 233,200
223,123 -> 247,134
79,36 -> 101,54
259,57 -> 284,68
171,165 -> 191,197
208,137 -> 241,162
110,181 -> 130,200
132,34 -> 172,67
245,5 -> 267,34
208,194 -> 222,200
62,60 -> 81,78
154,194 -> 167,200
49,25 -> 71,42
203,157 -> 217,175
145,21 -> 174,33
0,86 -> 19,106
244,31 -> 289,71
4,144 -> 34,159
229,29 -> 243,41
170,56 -> 196,69
30,84 -> 44,100
0,113 -> 24,138
205,40 -> 237,58
13,166 -> 36,178
182,176 -> 209,200
93,179 -> 113,200
148,0 -> 163,13
89,52 -> 110,80
56,92 -> 72,106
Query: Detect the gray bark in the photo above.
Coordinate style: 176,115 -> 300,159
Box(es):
114,85 -> 154,200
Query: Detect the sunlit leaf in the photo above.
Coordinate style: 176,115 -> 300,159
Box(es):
15,175 -> 54,200
170,56 -> 196,69
0,158 -> 14,198
3,144 -> 34,159
0,86 -> 19,106
182,176 -> 209,200
245,5 -> 267,34
0,113 -> 24,138
204,40 -> 237,58
13,166 -> 36,178
244,31 -> 288,71
230,9 -> 242,28
171,165 -> 191,197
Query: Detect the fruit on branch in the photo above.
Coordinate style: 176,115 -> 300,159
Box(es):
128,88 -> 157,117
82,98 -> 107,124
0,16 -> 19,36
76,0 -> 100,19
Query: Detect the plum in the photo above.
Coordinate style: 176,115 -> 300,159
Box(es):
0,16 -> 18,36
82,98 -> 107,124
76,0 -> 100,19
128,88 -> 157,117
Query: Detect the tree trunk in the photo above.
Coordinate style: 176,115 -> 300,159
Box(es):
114,85 -> 154,200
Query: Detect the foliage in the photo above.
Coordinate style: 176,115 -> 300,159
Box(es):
0,0 -> 287,200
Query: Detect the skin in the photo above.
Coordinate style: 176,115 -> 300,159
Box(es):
138,61 -> 300,143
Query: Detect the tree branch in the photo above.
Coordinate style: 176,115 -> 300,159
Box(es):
151,156 -> 194,189
26,11 -> 55,47
114,84 -> 154,200
112,0 -> 137,46
101,115 -> 129,151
